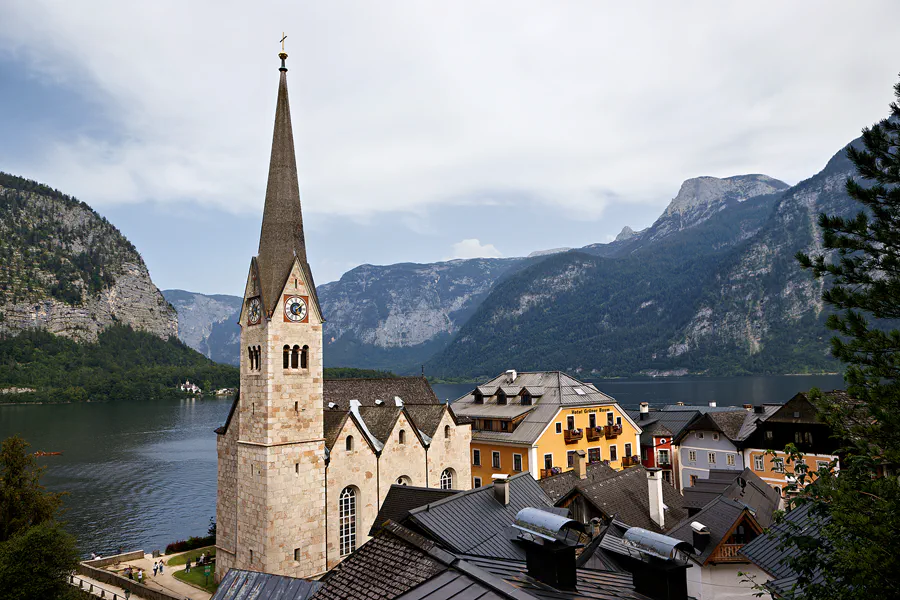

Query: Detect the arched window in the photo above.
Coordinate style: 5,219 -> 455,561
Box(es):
301,345 -> 309,369
247,346 -> 253,368
346,435 -> 354,452
339,487 -> 357,557
396,476 -> 411,486
398,430 -> 406,444
255,346 -> 261,370
291,345 -> 300,369
440,469 -> 454,490
444,425 -> 451,439
283,345 -> 290,369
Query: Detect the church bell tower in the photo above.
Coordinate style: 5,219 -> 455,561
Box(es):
216,45 -> 327,580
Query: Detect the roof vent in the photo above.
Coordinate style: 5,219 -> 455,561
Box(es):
327,402 -> 337,409
505,369 -> 517,384
492,474 -> 509,506
394,396 -> 404,407
375,399 -> 384,406
690,522 -> 710,552
639,402 -> 650,414
622,527 -> 694,560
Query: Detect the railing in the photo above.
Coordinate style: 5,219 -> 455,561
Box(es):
604,425 -> 622,439
709,543 -> 746,563
540,467 -> 562,478
586,427 -> 603,441
622,456 -> 641,467
69,574 -> 127,599
563,428 -> 583,444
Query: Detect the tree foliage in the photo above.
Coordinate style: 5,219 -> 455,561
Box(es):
0,436 -> 80,600
791,74 -> 900,599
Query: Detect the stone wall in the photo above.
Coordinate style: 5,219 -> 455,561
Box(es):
75,563 -> 182,600
82,550 -> 146,569
214,423 -> 238,582
426,409 -> 472,491
377,412 -> 428,501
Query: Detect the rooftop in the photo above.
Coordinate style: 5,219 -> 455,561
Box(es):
213,569 -> 320,600
370,484 -> 461,537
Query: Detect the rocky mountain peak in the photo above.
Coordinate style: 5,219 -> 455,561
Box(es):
664,174 -> 787,217
615,226 -> 636,242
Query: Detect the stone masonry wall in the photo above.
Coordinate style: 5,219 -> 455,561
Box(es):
325,418 -> 379,570
426,410 -> 473,491
377,412 -> 428,503
214,424 -> 238,582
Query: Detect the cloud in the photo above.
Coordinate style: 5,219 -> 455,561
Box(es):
0,1 -> 898,225
449,239 -> 503,260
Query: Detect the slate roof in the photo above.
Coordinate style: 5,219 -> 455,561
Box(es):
733,405 -> 781,441
452,372 -> 632,445
666,497 -> 750,564
370,485 -> 461,536
255,64 -> 321,318
357,406 -> 404,444
626,409 -> 702,440
551,466 -> 688,534
314,520 -> 652,600
213,569 -> 320,600
323,411 -> 349,449
324,377 -> 441,408
683,468 -> 781,524
406,472 -> 557,560
404,404 -> 450,438
538,461 -> 618,503
741,503 -> 828,597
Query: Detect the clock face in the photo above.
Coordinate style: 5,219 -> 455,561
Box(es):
247,297 -> 262,325
284,295 -> 308,322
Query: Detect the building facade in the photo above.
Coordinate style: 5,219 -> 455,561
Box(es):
452,371 -> 641,487
215,54 -> 470,581
675,410 -> 747,489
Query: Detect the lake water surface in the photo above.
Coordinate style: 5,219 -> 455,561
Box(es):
0,374 -> 844,555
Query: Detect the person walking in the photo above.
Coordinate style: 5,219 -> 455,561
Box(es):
185,558 -> 191,574
159,560 -> 164,575
153,561 -> 158,577
137,569 -> 143,584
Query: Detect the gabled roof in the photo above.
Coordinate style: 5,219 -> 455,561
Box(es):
740,503 -> 828,597
325,377 -> 441,408
323,410 -> 350,449
403,404 -> 448,438
452,372 -> 630,445
666,497 -> 755,564
538,461 -> 618,503
214,569 -> 320,600
682,468 -> 781,527
676,410 -> 747,444
370,484 -> 461,536
734,405 -> 782,441
406,472 -> 556,561
627,409 -> 702,440
312,520 -> 652,600
357,406 -> 404,445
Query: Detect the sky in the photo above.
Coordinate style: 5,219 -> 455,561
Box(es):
1,1 -> 898,294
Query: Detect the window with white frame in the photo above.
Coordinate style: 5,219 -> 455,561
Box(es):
708,452 -> 716,464
555,422 -> 562,434
339,486 -> 357,557
726,454 -> 735,466
492,451 -> 501,469
440,469 -> 454,490
513,454 -> 523,472
754,455 -> 764,471
657,449 -> 670,465
473,449 -> 481,466
773,457 -> 785,473
816,460 -> 830,471
544,454 -> 553,470
588,447 -> 602,464
473,477 -> 482,488
697,432 -> 704,439
609,445 -> 618,461
688,450 -> 697,462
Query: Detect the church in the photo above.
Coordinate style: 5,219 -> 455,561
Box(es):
214,50 -> 472,581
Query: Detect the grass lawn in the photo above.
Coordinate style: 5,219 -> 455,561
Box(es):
166,546 -> 216,566
174,565 -> 218,594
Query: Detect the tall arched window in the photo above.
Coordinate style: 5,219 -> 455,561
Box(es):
398,430 -> 406,444
301,345 -> 309,369
440,469 -> 454,490
283,345 -> 290,369
346,435 -> 354,451
291,345 -> 300,369
339,487 -> 357,557
247,346 -> 253,368
255,346 -> 261,370
444,425 -> 451,439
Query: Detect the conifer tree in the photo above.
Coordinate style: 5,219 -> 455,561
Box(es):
792,74 -> 900,599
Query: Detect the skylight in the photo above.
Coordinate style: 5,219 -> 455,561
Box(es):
574,388 -> 586,395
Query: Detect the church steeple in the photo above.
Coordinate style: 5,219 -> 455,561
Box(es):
256,48 -> 320,317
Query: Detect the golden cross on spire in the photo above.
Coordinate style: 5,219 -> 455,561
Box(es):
280,32 -> 287,52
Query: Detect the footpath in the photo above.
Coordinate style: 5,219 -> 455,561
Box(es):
70,550 -> 213,600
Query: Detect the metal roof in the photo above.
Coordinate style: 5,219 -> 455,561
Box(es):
370,484 -> 461,536
512,507 -> 584,542
212,569 -> 320,600
453,372 -> 627,445
621,527 -> 693,560
627,409 -> 702,440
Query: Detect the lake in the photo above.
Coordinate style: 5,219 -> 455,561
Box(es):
0,374 -> 844,555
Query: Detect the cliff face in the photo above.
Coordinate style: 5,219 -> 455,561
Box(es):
163,289 -> 241,365
0,173 -> 177,342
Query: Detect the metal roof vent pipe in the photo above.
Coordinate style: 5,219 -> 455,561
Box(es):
647,468 -> 665,530
708,401 -> 717,408
492,474 -> 510,506
506,369 -> 517,384
691,522 -> 710,553
639,402 -> 650,420
574,449 -> 588,480
513,508 -> 584,591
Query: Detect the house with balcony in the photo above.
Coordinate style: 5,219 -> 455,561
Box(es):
666,468 -> 781,600
628,403 -> 703,487
451,370 -> 641,487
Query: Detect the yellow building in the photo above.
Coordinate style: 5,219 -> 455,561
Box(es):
452,371 -> 642,487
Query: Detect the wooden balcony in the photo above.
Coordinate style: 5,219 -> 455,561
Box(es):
604,425 -> 622,439
622,456 -> 641,467
563,428 -> 584,444
709,543 -> 747,563
586,427 -> 603,442
539,467 -> 562,479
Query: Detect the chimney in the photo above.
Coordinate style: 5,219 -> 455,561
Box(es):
492,474 -> 509,506
691,522 -> 710,552
506,369 -> 517,384
523,540 -> 578,591
647,468 -> 665,530
394,396 -> 404,407
574,450 -> 588,480
743,404 -> 752,411
708,401 -> 717,408
639,402 -> 650,420
675,401 -> 685,406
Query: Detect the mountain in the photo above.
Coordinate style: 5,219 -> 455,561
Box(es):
0,173 -> 177,341
163,290 -> 242,365
425,153 -> 855,378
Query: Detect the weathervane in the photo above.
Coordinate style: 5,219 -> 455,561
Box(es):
279,32 -> 288,71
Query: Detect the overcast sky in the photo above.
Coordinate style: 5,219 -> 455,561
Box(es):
1,1 -> 898,294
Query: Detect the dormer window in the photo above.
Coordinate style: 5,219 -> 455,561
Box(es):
497,390 -> 507,406
474,391 -> 484,405
521,393 -> 532,406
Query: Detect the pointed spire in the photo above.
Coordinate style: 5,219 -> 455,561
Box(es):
256,50 -> 320,317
